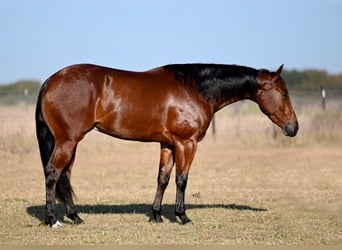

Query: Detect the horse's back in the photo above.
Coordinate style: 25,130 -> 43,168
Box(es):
43,64 -> 172,94
39,64 -> 211,144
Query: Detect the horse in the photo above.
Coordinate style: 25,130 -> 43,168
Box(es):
35,63 -> 298,227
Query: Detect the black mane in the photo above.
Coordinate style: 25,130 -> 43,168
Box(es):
163,63 -> 259,101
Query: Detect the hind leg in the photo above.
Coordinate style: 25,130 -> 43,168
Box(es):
56,151 -> 83,224
152,144 -> 175,222
44,141 -> 78,227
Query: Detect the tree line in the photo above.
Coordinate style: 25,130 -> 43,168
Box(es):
0,80 -> 41,105
282,69 -> 342,89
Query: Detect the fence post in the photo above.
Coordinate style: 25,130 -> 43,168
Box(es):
320,86 -> 326,112
24,88 -> 29,108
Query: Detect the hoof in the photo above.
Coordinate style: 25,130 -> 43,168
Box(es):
44,217 -> 62,227
183,220 -> 193,225
175,212 -> 192,225
152,210 -> 164,223
67,213 -> 84,225
73,216 -> 84,225
51,220 -> 62,228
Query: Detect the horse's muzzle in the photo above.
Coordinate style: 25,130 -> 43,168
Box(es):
284,121 -> 299,137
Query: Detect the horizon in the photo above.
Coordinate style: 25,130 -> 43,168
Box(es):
2,65 -> 342,86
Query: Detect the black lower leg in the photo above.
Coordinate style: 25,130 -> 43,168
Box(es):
45,195 -> 58,226
152,173 -> 171,223
45,164 -> 58,226
56,172 -> 83,224
175,174 -> 191,224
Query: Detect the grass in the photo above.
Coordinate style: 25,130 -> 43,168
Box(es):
0,104 -> 341,245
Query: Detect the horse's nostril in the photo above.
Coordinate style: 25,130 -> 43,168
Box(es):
284,122 -> 298,137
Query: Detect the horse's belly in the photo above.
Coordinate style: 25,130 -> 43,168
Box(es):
95,111 -> 171,143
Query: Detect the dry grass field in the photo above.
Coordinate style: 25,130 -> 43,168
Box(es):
0,101 -> 341,245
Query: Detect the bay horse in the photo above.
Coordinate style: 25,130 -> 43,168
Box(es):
35,63 -> 298,227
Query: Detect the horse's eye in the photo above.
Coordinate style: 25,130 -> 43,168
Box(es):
282,91 -> 289,99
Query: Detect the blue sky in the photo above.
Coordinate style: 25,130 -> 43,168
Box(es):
1,0 -> 341,84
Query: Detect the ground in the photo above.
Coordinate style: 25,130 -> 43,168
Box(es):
0,104 -> 341,245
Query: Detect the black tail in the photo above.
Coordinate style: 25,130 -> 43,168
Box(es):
35,81 -> 75,202
35,81 -> 55,169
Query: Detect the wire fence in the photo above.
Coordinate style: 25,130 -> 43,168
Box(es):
290,87 -> 342,114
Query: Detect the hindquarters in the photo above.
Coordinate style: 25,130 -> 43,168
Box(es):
35,70 -> 99,226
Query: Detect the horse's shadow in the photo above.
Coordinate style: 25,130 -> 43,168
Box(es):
26,203 -> 267,224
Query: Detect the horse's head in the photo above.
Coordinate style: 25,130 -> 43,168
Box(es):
255,65 -> 298,137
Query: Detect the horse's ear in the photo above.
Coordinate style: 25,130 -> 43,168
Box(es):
274,64 -> 284,78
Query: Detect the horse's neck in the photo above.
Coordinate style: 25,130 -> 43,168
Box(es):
209,75 -> 258,112
214,82 -> 252,112
189,64 -> 258,112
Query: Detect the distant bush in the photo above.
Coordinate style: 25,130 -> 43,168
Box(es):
282,70 -> 342,89
0,81 -> 41,105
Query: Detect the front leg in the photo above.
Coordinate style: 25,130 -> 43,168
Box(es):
174,139 -> 197,224
175,174 -> 192,224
